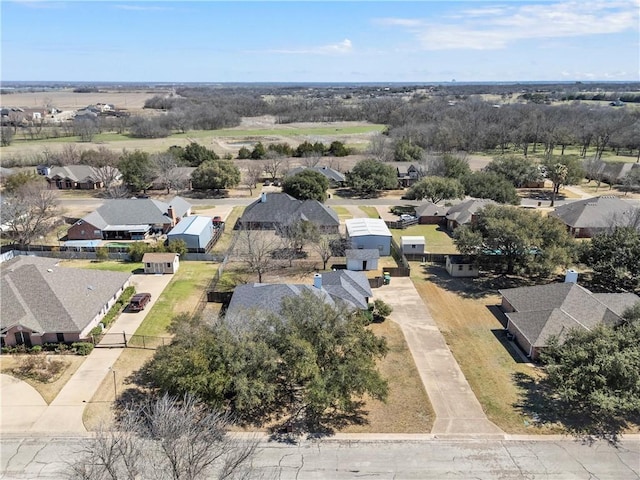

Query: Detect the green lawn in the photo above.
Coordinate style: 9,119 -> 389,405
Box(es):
331,206 -> 352,220
63,260 -> 143,273
135,261 -> 217,337
391,224 -> 458,254
358,206 -> 380,218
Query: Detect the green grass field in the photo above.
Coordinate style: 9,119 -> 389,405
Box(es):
390,224 -> 458,254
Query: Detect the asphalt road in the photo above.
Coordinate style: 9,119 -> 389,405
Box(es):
1,435 -> 639,479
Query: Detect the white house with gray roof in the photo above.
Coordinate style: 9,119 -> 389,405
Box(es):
1,256 -> 131,347
67,196 -> 191,241
225,270 -> 372,323
500,281 -> 639,360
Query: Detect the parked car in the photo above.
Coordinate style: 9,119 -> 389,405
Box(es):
399,214 -> 415,221
212,216 -> 222,224
129,293 -> 151,311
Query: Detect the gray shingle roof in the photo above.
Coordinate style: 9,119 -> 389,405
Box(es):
500,282 -> 639,348
346,249 -> 380,261
75,196 -> 191,230
46,165 -> 120,183
225,270 -> 371,320
549,196 -> 640,230
445,198 -> 497,225
240,193 -> 339,228
415,202 -> 449,218
288,166 -> 345,183
1,256 -> 131,334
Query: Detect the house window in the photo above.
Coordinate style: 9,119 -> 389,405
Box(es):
56,333 -> 65,342
458,265 -> 464,271
412,244 -> 416,249
166,263 -> 171,268
146,263 -> 151,268
468,265 -> 474,270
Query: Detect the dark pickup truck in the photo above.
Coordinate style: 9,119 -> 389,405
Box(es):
129,293 -> 152,311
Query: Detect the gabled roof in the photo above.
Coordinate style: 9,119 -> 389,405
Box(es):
415,202 -> 449,218
46,165 -> 120,183
401,236 -> 425,246
168,215 -> 211,236
75,196 -> 191,230
1,256 -> 131,334
288,166 -> 345,183
445,198 -> 497,225
500,282 -> 639,349
240,193 -> 339,228
549,196 -> 639,230
225,271 -> 371,320
142,252 -> 179,263
345,218 -> 392,237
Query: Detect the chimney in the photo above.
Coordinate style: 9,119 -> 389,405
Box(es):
167,206 -> 176,224
261,192 -> 267,203
564,269 -> 578,284
313,273 -> 322,289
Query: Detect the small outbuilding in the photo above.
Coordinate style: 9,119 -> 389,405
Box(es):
143,252 -> 179,274
401,236 -> 425,255
346,249 -> 380,271
167,215 -> 216,251
345,218 -> 392,256
445,255 -> 479,278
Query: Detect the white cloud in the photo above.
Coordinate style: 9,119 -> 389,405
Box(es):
259,39 -> 353,55
377,1 -> 639,50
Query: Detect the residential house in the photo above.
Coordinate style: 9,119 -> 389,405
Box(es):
500,280 -> 639,360
150,167 -> 195,191
400,236 -> 425,255
548,196 -> 640,238
445,198 -> 497,231
345,218 -> 392,256
238,192 -> 340,234
445,255 -> 479,278
1,256 -> 131,347
287,166 -> 346,186
167,215 -> 216,251
346,249 -> 379,271
596,163 -> 638,185
415,202 -> 449,225
45,165 -> 121,190
225,270 -> 372,322
68,196 -> 191,241
397,164 -> 419,187
142,252 -> 179,274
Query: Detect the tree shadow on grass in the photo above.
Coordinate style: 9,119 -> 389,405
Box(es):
512,372 -> 638,445
420,264 -> 536,300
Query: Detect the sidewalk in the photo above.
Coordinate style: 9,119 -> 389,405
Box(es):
372,277 -> 504,435
0,273 -> 174,435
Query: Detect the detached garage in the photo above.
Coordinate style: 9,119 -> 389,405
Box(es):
401,236 -> 425,255
345,218 -> 392,256
346,249 -> 380,271
143,252 -> 179,274
167,215 -> 215,251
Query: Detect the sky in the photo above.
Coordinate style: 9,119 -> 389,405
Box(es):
1,0 -> 639,83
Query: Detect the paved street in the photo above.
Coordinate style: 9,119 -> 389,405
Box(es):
1,435 -> 639,479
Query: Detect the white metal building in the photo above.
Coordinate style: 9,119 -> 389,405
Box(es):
345,218 -> 392,256
167,215 -> 215,251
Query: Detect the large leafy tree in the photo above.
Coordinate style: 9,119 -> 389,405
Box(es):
282,169 -> 329,201
191,159 -> 240,190
461,171 -> 521,205
142,292 -> 388,432
484,155 -> 542,188
454,204 -> 575,275
542,155 -> 584,206
119,149 -> 156,192
581,227 -> 640,294
405,176 -> 465,203
346,159 -> 398,197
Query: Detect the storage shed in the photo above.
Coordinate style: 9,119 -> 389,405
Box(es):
401,236 -> 425,255
346,249 -> 380,271
143,252 -> 179,274
445,255 -> 479,278
167,215 -> 215,251
345,218 -> 392,256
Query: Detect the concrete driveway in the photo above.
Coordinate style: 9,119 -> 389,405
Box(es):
0,374 -> 48,432
0,272 -> 173,435
372,277 -> 504,436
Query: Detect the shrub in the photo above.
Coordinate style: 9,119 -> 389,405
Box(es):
30,345 -> 42,354
72,342 -> 94,356
14,355 -> 65,382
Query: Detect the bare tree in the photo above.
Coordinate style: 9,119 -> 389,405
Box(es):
3,182 -> 59,245
235,229 -> 276,282
312,235 -> 334,270
83,146 -> 122,190
68,394 -> 259,480
244,162 -> 263,196
151,152 -> 188,194
300,153 -> 322,167
74,117 -> 99,142
57,144 -> 83,166
368,133 -> 392,162
263,154 -> 288,182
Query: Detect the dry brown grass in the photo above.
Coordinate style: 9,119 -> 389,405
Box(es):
4,89 -> 159,112
0,354 -> 86,404
340,320 -> 434,433
410,264 -> 562,434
